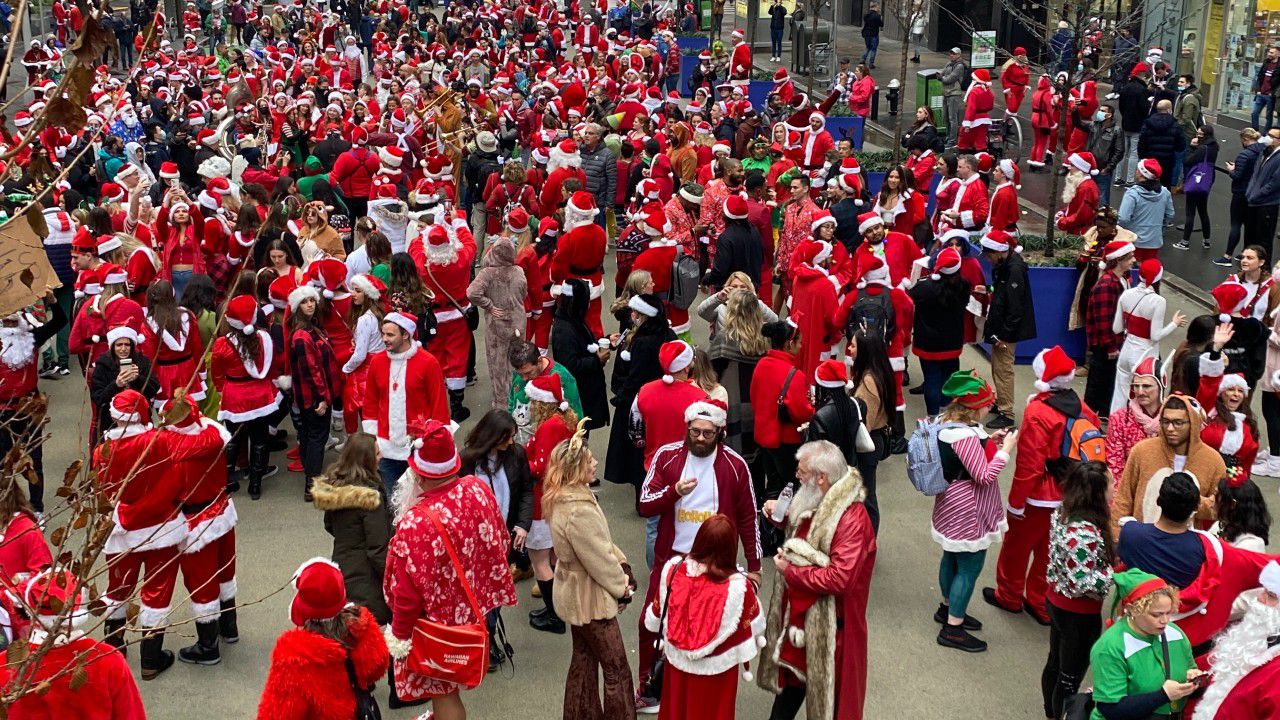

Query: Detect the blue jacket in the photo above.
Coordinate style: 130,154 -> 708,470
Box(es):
1137,112 -> 1185,161
1118,184 -> 1174,249
41,208 -> 77,287
1247,146 -> 1280,206
1228,143 -> 1263,194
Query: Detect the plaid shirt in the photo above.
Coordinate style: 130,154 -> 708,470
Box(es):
1085,271 -> 1125,352
289,326 -> 338,412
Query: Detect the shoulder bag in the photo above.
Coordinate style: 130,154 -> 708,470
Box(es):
404,508 -> 490,689
424,259 -> 481,332
776,367 -> 798,424
637,563 -> 677,701
344,653 -> 383,720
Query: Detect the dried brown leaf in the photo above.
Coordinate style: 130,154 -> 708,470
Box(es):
86,597 -> 106,617
62,460 -> 82,487
72,513 -> 87,530
24,202 -> 47,238
68,662 -> 88,691
43,99 -> 87,136
56,551 -> 72,565
32,680 -> 51,696
6,639 -> 28,664
48,526 -> 65,546
69,17 -> 115,66
125,602 -> 139,624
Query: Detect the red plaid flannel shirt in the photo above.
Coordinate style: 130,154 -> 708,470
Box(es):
1085,271 -> 1124,353
289,326 -> 338,411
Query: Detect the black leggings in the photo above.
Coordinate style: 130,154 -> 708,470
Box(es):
769,684 -> 807,720
1183,192 -> 1211,241
1264,391 -> 1280,452
1083,348 -> 1118,418
1041,601 -> 1102,719
224,416 -> 270,479
1226,192 -> 1248,258
856,430 -> 885,534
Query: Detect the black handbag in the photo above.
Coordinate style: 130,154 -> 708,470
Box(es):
344,654 -> 383,720
638,567 -> 674,702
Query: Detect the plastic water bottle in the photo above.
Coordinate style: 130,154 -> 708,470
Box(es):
772,483 -> 795,522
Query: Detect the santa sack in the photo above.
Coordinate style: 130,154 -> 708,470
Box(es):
405,508 -> 489,689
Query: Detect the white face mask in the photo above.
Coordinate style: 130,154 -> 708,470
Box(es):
1261,136 -> 1275,147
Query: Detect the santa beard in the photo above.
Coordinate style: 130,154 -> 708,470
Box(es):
565,206 -> 598,230
425,240 -> 459,267
120,112 -> 139,129
788,479 -> 825,520
546,147 -> 581,175
1194,597 -> 1280,720
0,325 -> 35,371
1062,171 -> 1084,204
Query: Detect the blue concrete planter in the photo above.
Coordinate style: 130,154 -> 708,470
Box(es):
677,35 -> 710,53
681,55 -> 700,97
975,265 -> 1085,364
823,116 -> 864,149
748,80 -> 773,111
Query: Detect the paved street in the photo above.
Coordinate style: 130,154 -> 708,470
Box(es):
32,250 -> 1274,719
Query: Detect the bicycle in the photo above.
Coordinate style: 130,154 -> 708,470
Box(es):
988,111 -> 1024,162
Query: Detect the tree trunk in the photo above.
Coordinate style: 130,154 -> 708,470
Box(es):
892,0 -> 911,164
808,2 -> 818,96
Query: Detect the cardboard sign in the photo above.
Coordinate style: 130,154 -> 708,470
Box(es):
0,212 -> 61,317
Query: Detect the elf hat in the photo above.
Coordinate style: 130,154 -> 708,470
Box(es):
1108,568 -> 1168,620
525,373 -> 568,412
1212,282 -> 1249,323
941,369 -> 996,410
1032,345 -> 1076,393
814,359 -> 848,389
658,340 -> 694,382
408,419 -> 461,479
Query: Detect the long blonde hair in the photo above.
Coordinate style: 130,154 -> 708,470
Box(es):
721,287 -> 768,356
541,419 -> 592,516
610,269 -> 653,314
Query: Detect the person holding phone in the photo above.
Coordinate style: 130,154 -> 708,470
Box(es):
88,319 -> 159,446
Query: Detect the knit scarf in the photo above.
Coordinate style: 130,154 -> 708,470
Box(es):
1129,398 -> 1161,436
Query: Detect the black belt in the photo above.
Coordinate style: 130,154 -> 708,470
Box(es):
568,264 -> 603,275
181,499 -> 215,514
1191,638 -> 1215,657
156,355 -> 192,366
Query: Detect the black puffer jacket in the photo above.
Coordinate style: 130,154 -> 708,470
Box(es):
1137,112 -> 1186,162
986,252 -> 1037,344
704,219 -> 763,288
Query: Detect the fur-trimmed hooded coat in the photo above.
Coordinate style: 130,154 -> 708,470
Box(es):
756,469 -> 877,720
312,477 -> 392,624
257,606 -> 389,720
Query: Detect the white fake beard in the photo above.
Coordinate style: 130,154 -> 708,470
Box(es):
0,325 -> 35,371
1062,172 -> 1084,204
121,113 -> 139,128
425,240 -> 459,266
1206,598 -> 1280,683
565,206 -> 597,230
789,479 -> 825,520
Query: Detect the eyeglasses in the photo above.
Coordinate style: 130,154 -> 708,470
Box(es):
688,428 -> 719,439
1159,418 -> 1189,428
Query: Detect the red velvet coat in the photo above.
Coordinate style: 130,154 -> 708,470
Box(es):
1056,177 -> 1100,235
257,607 -> 390,720
0,637 -> 145,720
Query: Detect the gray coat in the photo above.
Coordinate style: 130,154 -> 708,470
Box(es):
941,59 -> 969,97
579,142 -> 618,210
1088,120 -> 1126,176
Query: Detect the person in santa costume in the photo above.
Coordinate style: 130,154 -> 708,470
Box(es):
1106,354 -> 1166,482
159,396 -> 240,667
94,389 -> 225,680
1057,151 -> 1101,235
757,440 -> 876,720
851,211 -> 923,288
0,569 -> 146,719
257,558 -> 390,720
635,398 -> 761,709
0,293 -> 66,515
797,112 -> 834,171
957,69 -> 994,152
409,215 -> 477,422
728,29 -> 753,79
937,154 -> 989,238
987,158 -> 1021,233
550,191 -> 609,338
1001,47 -> 1031,115
1066,77 -> 1099,155
1110,259 -> 1186,414
631,340 -> 712,474
341,273 -> 388,436
522,372 -> 579,634
540,139 -> 587,218
139,279 -> 206,411
382,419 -> 518,712
836,253 -> 914,421
1028,75 -> 1060,169
984,346 -> 1100,625
1193,562 -> 1280,719
1196,345 -> 1262,474
787,240 -> 844,381
643,514 -> 765,720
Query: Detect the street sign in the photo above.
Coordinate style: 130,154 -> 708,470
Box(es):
971,30 -> 996,68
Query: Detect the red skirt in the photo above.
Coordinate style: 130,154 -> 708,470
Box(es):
152,356 -> 206,406
659,665 -> 738,720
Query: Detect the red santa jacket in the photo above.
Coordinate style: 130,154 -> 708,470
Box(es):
751,349 -> 815,448
962,82 -> 995,129
1056,177 -> 1099,235
1172,531 -> 1277,652
642,557 -> 765,675
1002,62 -> 1030,112
634,377 -> 710,470
258,606 -> 389,720
162,415 -> 235,555
905,149 -> 935,194
789,263 -> 844,379
1007,390 -> 1100,513
0,637 -> 145,720
125,246 -> 160,302
360,343 -> 450,461
409,218 -> 478,325
639,441 -> 762,572
1202,647 -> 1280,719
799,126 -> 834,169
947,174 -> 990,232
94,420 -> 224,554
729,42 -> 752,79
988,182 -> 1020,232
632,240 -> 691,332
833,283 -> 914,373
209,330 -> 282,423
330,146 -> 381,200
550,221 -> 608,298
852,233 -> 923,289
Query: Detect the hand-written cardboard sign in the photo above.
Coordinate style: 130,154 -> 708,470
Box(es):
0,210 -> 62,317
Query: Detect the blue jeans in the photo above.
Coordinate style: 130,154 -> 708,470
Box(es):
1255,93 -> 1276,131
1173,150 -> 1185,187
645,515 -> 658,569
770,28 -> 784,57
170,269 -> 193,300
862,35 -> 879,65
921,357 -> 959,416
939,549 -> 987,619
1096,174 -> 1113,207
378,458 -> 408,498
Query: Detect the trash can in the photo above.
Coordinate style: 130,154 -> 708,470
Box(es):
791,21 -> 833,79
916,69 -> 946,134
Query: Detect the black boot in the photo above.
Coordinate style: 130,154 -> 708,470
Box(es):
140,632 -> 175,680
529,579 -> 565,634
177,621 -> 221,665
304,477 -> 315,503
449,389 -> 471,422
225,460 -> 241,494
248,440 -> 270,500
387,664 -> 429,710
103,617 -> 127,656
219,599 -> 239,644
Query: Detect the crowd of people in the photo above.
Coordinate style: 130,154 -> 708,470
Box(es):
0,0 -> 1279,718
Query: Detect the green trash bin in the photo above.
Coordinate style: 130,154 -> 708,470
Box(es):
916,69 -> 946,134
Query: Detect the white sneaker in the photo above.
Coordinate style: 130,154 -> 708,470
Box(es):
1251,454 -> 1280,478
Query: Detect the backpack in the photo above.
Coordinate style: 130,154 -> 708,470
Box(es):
846,287 -> 895,340
907,419 -> 964,496
669,245 -> 701,310
1047,414 -> 1106,479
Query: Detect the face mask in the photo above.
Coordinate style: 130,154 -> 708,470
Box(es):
1094,110 -> 1107,122
1263,136 -> 1277,147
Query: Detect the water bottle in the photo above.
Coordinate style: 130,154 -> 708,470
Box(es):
772,483 -> 795,522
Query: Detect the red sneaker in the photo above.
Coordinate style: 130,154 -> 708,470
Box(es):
287,446 -> 300,460
287,459 -> 304,473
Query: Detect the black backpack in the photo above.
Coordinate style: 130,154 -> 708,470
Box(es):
846,287 -> 895,340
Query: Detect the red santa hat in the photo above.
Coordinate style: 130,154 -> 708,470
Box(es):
723,194 -> 749,221
307,258 -> 348,299
100,262 -> 127,285
971,69 -> 991,84
1217,372 -> 1250,396
289,558 -> 346,626
384,311 -> 417,336
1138,259 -> 1163,288
97,233 -> 123,255
839,157 -> 862,176
980,229 -> 1022,253
997,158 -> 1021,188
1259,561 -> 1280,596
526,373 -> 569,411
378,145 -> 405,168
225,294 -> 260,335
105,317 -> 142,347
684,398 -> 728,427
731,28 -> 744,41
856,253 -> 890,289
100,182 -> 126,203
350,126 -> 369,146
1032,345 -> 1076,393
1100,239 -> 1135,268
931,247 -> 962,280
711,142 -> 732,156
159,161 -> 180,180
12,111 -> 32,128
658,340 -> 694,383
1137,158 -> 1162,181
637,178 -> 661,201
506,207 -> 531,234
814,359 -> 848,388
1066,151 -> 1099,175
797,239 -> 833,267
349,273 -> 387,303
857,211 -> 883,235
811,209 -> 837,232
641,206 -> 668,236
568,191 -> 598,217
408,419 -> 461,479
975,152 -> 994,174
372,178 -> 399,200
773,67 -> 788,83
109,388 -> 151,424
268,274 -> 299,310
20,569 -> 91,632
1212,282 -> 1250,323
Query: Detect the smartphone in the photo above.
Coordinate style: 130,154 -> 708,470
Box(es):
120,357 -> 134,367
1192,673 -> 1210,687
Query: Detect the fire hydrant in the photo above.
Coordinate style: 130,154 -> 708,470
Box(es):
886,78 -> 901,115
